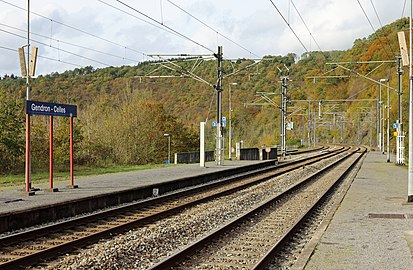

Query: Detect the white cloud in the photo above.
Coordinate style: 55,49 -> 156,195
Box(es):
0,0 -> 407,76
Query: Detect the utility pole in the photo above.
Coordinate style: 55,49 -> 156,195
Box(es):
376,91 -> 380,150
313,111 -> 317,146
397,55 -> 405,165
228,82 -> 237,160
215,46 -> 224,165
387,80 -> 391,162
379,82 -> 383,152
370,105 -> 373,147
379,79 -> 388,154
307,101 -> 311,146
25,0 -> 33,195
280,77 -> 288,158
408,0 -> 413,202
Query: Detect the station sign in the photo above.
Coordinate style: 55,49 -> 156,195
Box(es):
212,117 -> 227,127
27,100 -> 77,117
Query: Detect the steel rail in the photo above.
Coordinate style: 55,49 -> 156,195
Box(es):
0,146 -> 343,269
1,146 -> 331,247
252,146 -> 366,269
148,146 -> 364,269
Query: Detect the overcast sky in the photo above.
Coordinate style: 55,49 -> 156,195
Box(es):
0,0 -> 408,76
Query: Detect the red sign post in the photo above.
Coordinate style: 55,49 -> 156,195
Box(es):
45,115 -> 58,192
25,100 -> 78,194
68,116 -> 78,188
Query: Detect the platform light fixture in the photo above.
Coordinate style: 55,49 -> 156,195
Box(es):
228,82 -> 238,160
164,133 -> 171,165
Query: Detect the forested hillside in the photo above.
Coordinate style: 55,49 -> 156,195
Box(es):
0,18 -> 410,174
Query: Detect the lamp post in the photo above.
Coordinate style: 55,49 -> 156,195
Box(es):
386,80 -> 391,162
163,133 -> 171,164
379,79 -> 388,155
228,82 -> 237,160
378,80 -> 383,152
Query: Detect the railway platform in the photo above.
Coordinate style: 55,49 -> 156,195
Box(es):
0,159 -> 277,233
301,151 -> 413,269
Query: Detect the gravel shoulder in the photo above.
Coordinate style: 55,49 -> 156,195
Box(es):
36,151 -> 345,269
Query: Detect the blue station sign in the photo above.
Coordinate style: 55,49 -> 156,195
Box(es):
27,100 -> 77,117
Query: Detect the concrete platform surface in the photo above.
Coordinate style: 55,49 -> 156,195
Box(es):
304,151 -> 413,269
0,160 -> 267,215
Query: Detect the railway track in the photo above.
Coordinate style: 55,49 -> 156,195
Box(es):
0,145 -> 352,269
149,146 -> 366,269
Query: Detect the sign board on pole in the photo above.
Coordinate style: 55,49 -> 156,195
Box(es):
222,116 -> 226,127
27,100 -> 77,117
29,47 -> 38,77
398,31 -> 410,66
18,47 -> 27,77
393,123 -> 399,129
212,121 -> 217,127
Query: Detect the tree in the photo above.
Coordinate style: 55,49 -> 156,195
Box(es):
0,92 -> 24,173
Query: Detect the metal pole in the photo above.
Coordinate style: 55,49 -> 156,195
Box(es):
370,106 -> 373,147
397,55 -> 404,165
313,112 -> 316,146
408,0 -> 413,202
24,0 -> 33,195
228,83 -> 237,160
216,46 -> 223,165
380,83 -> 384,153
387,81 -> 390,162
377,91 -> 380,150
281,77 -> 287,157
69,116 -> 77,188
25,114 -> 31,193
200,122 -> 205,167
229,84 -> 232,160
168,135 -> 171,164
49,116 -> 53,189
26,0 -> 30,100
307,101 -> 311,147
382,102 -> 385,154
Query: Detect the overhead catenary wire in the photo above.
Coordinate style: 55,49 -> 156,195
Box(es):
0,0 -> 146,56
0,45 -> 16,52
166,0 -> 260,58
152,55 -> 214,87
402,0 -> 407,18
268,0 -> 309,53
0,28 -> 112,66
0,45 -> 82,68
97,0 -> 182,42
290,0 -> 323,52
0,23 -> 139,63
369,0 -> 383,27
356,0 -> 376,32
355,0 -> 394,59
367,0 -> 398,58
115,0 -> 215,54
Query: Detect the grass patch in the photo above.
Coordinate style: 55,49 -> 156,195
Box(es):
0,163 -> 175,188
